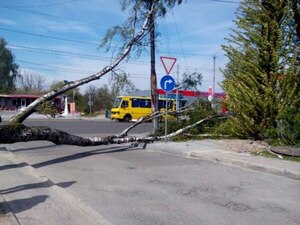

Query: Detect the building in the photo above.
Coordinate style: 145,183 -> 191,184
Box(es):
0,94 -> 63,111
130,89 -> 225,104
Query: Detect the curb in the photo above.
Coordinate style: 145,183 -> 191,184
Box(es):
189,152 -> 300,181
149,142 -> 300,181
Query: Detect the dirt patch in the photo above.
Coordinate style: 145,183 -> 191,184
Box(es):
216,139 -> 270,154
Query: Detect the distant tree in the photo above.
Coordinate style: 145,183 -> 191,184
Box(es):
0,38 -> 18,93
49,80 -> 81,100
98,84 -> 114,111
17,71 -> 46,94
101,0 -> 184,131
179,71 -> 202,91
83,84 -> 114,115
109,70 -> 137,100
84,84 -> 97,115
222,0 -> 300,143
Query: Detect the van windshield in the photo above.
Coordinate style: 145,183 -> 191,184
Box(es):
113,97 -> 122,108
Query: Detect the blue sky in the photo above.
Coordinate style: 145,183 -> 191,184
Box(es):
0,0 -> 239,93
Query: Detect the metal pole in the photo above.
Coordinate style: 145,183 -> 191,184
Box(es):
212,55 -> 216,108
165,93 -> 168,143
176,64 -> 179,111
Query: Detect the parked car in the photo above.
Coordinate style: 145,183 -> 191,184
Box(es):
0,115 -> 2,123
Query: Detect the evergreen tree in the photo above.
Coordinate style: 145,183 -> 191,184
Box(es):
0,38 -> 18,93
222,0 -> 300,142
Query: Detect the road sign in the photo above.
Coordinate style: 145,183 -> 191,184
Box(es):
160,75 -> 175,92
160,56 -> 177,74
88,100 -> 93,106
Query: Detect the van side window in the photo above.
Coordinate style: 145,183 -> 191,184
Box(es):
140,99 -> 151,108
121,100 -> 129,108
158,100 -> 165,109
131,98 -> 139,108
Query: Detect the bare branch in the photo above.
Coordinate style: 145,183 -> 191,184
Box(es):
8,4 -> 155,124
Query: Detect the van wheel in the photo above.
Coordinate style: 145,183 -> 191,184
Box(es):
124,114 -> 131,122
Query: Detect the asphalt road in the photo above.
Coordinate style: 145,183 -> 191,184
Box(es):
21,119 -> 153,136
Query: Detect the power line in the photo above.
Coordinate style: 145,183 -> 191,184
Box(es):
16,56 -> 216,75
210,0 -> 239,4
16,59 -> 97,74
0,0 -> 80,8
1,26 -> 212,57
9,44 -> 214,66
9,44 -> 113,61
0,5 -> 105,27
8,44 -> 154,66
171,8 -> 188,69
0,27 -> 99,46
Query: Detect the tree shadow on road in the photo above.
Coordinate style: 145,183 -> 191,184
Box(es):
0,195 -> 48,215
0,144 -> 141,171
0,181 -> 76,194
32,145 -> 140,169
0,162 -> 28,171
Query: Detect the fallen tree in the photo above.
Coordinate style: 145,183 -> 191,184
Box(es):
0,5 -> 220,146
0,111 -> 218,146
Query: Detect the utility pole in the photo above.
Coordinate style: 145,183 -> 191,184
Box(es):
176,64 -> 179,110
212,49 -> 222,108
212,54 -> 216,108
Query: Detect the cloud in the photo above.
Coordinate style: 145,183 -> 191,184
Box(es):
32,19 -> 98,36
0,17 -> 16,25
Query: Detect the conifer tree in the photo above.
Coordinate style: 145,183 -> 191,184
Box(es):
222,0 -> 300,142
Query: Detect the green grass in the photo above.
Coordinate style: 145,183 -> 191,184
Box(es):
252,151 -> 300,163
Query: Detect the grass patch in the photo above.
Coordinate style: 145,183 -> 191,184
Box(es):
252,150 -> 300,163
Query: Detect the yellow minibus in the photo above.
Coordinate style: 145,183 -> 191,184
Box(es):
111,96 -> 178,122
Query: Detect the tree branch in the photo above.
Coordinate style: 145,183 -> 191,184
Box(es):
8,4 -> 155,124
0,114 -> 221,146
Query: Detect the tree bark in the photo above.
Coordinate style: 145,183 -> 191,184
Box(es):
150,0 -> 159,132
0,114 -> 218,146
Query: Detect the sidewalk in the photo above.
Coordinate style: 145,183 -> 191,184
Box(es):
0,148 -> 113,225
149,140 -> 300,180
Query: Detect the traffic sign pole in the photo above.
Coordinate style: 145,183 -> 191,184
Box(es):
160,55 -> 177,143
165,93 -> 168,143
160,75 -> 176,143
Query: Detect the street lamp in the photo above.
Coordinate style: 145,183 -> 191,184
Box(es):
212,49 -> 223,108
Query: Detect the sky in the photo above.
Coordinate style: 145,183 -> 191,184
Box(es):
0,0 -> 240,94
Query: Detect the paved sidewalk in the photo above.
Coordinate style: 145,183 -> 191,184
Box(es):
0,148 -> 113,225
150,140 -> 300,180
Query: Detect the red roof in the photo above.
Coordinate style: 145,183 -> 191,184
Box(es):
0,94 -> 62,99
157,89 -> 225,98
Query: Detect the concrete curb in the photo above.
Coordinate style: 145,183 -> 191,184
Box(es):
149,141 -> 300,181
189,151 -> 300,180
